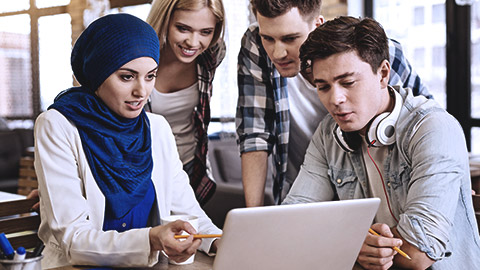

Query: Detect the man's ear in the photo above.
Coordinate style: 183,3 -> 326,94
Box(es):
315,15 -> 325,27
378,59 -> 391,88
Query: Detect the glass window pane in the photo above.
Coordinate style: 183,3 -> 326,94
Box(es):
0,14 -> 32,118
414,6 -> 425,25
38,14 -> 72,110
374,1 -> 446,109
0,1 -> 29,13
432,46 -> 445,67
472,127 -> 480,155
210,0 -> 250,133
35,0 -> 70,9
413,48 -> 425,68
432,3 -> 445,24
472,1 -> 480,120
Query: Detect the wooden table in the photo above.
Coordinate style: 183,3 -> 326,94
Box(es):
46,252 -> 214,270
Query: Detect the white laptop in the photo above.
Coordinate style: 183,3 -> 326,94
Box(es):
213,198 -> 380,270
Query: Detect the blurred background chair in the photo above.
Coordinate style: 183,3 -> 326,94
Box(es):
0,198 -> 40,250
17,148 -> 37,196
203,132 -> 274,228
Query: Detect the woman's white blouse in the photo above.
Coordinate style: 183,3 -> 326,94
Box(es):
34,110 -> 221,269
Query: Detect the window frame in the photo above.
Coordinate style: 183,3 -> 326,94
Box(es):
365,0 -> 478,150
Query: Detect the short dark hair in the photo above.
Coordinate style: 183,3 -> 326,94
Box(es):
250,0 -> 322,19
300,16 -> 389,74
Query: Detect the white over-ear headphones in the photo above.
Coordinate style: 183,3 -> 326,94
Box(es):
333,86 -> 403,152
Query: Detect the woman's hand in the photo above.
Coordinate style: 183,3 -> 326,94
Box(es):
149,220 -> 202,263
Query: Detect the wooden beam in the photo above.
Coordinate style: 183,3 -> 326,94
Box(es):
109,0 -> 151,9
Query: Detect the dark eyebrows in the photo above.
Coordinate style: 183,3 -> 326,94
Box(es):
259,32 -> 301,40
174,22 -> 191,29
313,72 -> 356,84
175,22 -> 214,32
149,66 -> 159,73
281,33 -> 301,39
118,68 -> 138,74
117,65 -> 158,74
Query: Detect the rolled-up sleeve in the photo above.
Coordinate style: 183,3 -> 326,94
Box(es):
396,109 -> 468,260
236,25 -> 275,155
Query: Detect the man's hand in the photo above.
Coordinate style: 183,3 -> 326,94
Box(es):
149,220 -> 201,263
357,223 -> 402,270
26,189 -> 40,212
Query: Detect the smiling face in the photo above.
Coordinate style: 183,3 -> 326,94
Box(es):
312,51 -> 391,135
257,8 -> 322,78
95,57 -> 158,118
164,7 -> 217,63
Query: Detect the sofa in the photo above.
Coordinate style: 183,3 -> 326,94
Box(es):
0,128 -> 34,193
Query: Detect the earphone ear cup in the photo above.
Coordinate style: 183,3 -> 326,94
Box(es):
367,112 -> 390,146
366,87 -> 403,147
376,117 -> 396,145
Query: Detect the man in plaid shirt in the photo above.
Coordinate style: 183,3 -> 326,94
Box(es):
236,0 -> 432,207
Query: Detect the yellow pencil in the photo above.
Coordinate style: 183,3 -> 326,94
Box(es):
174,234 -> 222,239
368,228 -> 411,260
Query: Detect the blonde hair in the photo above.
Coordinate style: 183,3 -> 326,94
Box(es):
147,0 -> 225,50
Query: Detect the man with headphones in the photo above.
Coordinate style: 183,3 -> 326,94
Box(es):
236,0 -> 432,208
283,16 -> 480,269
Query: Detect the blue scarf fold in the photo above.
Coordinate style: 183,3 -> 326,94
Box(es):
49,87 -> 153,218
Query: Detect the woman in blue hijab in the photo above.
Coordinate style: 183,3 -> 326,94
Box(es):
34,13 -> 220,269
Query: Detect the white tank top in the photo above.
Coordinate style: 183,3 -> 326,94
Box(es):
149,82 -> 199,164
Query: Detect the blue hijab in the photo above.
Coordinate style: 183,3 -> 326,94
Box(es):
50,14 -> 160,219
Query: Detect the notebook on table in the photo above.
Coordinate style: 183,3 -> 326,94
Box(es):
213,198 -> 380,270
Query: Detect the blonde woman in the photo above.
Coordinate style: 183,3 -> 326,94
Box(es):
146,0 -> 226,206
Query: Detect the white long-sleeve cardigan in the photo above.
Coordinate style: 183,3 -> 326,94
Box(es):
34,110 -> 221,269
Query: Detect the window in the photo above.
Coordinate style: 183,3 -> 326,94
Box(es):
471,3 -> 480,126
413,47 -> 426,68
210,0 -> 251,133
414,6 -> 425,25
0,0 -> 151,125
108,1 -> 251,134
432,3 -> 445,23
432,46 -> 445,67
38,14 -> 72,110
0,14 -> 32,119
36,0 -> 70,9
374,0 -> 480,154
0,1 -> 29,13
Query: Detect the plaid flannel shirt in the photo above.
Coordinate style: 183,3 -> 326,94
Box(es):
147,40 -> 226,205
236,24 -> 432,203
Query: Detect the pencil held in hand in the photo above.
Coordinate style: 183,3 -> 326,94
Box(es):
174,234 -> 222,239
368,228 -> 411,260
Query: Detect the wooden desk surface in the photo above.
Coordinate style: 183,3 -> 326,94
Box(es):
46,252 -> 214,270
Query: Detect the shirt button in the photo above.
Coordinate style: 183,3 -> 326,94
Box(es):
336,178 -> 342,184
387,182 -> 391,187
122,223 -> 126,228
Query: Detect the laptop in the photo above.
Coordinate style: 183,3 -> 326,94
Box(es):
213,198 -> 380,270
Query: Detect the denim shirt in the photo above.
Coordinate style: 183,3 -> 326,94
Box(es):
283,86 -> 480,268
